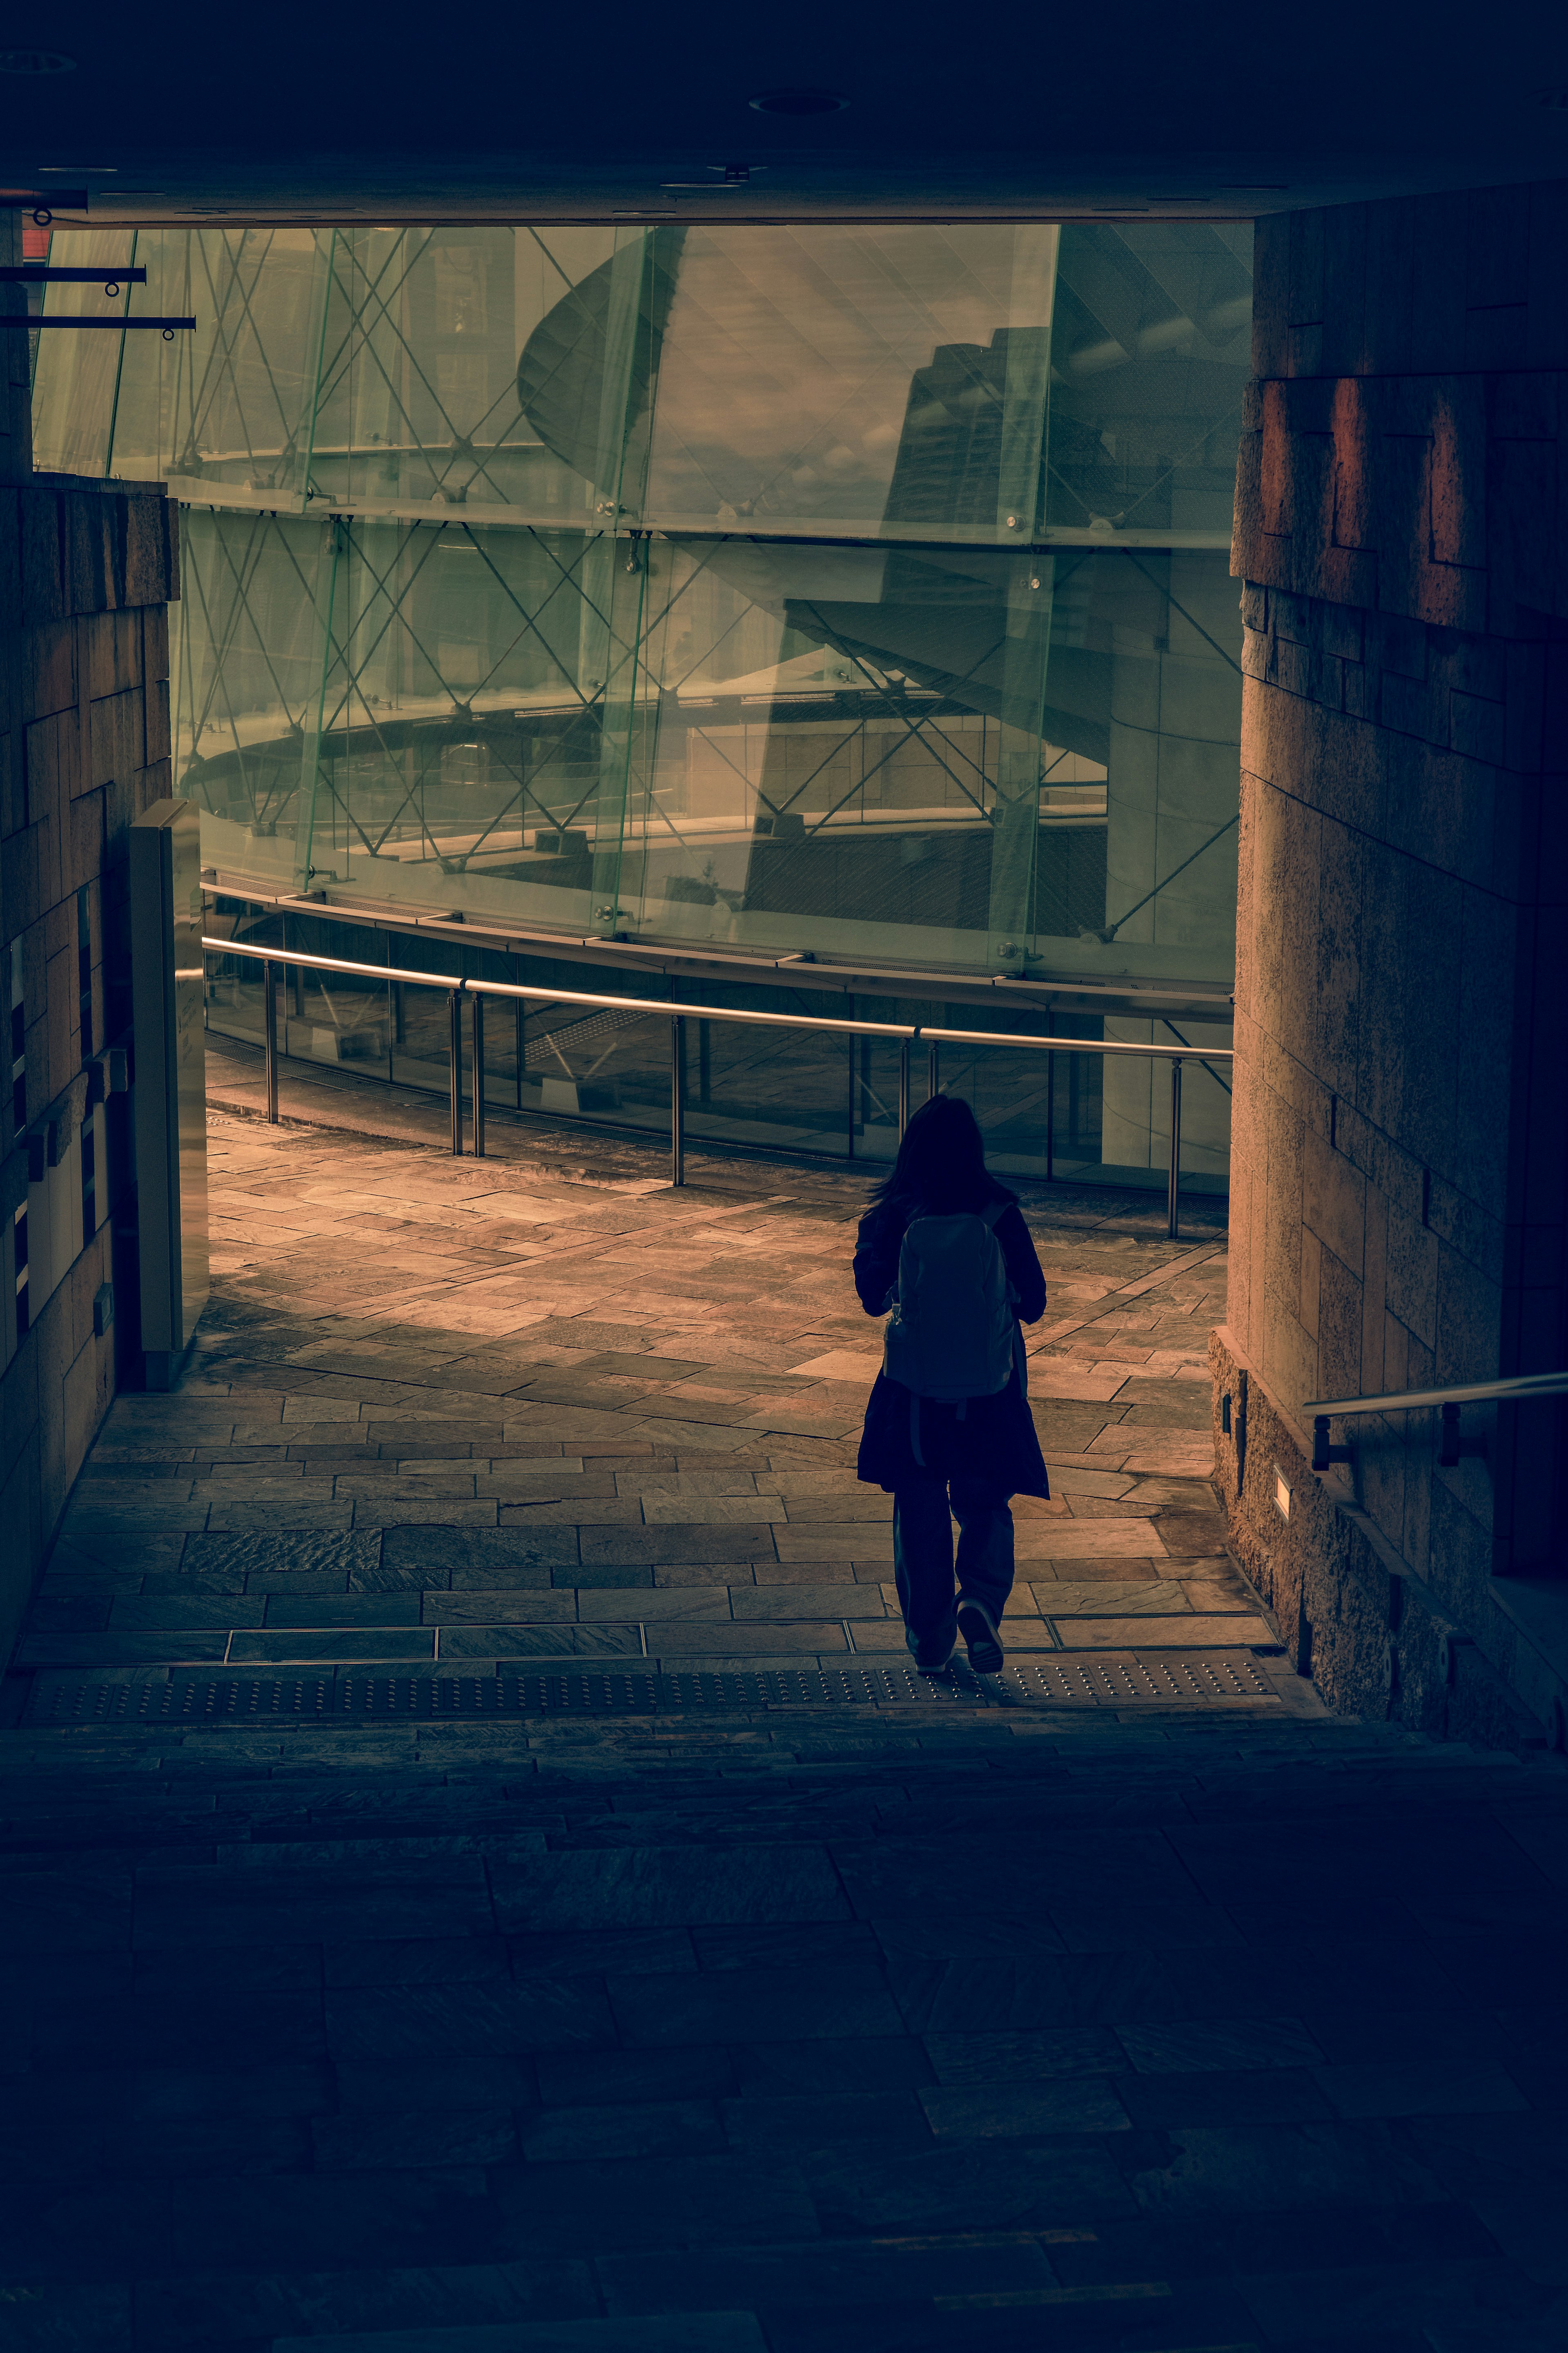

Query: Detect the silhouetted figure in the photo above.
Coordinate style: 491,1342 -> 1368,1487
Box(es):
854,1095 -> 1048,1674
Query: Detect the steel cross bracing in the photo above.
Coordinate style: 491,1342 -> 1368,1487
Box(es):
137,228 -> 1046,888
312,231 -> 539,508
180,230 -> 305,484
181,517 -> 607,837
56,224 -> 608,510
38,222 -> 1238,1028
180,513 -> 1043,907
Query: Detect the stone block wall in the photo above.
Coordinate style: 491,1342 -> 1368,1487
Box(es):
0,212 -> 180,1671
1217,181 -> 1568,1746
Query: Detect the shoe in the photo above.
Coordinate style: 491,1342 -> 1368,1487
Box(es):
957,1598 -> 1004,1673
911,1633 -> 956,1675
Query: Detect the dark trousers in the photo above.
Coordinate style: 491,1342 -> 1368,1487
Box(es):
892,1477 -> 1014,1659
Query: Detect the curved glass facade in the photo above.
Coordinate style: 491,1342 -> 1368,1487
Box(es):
33,219 -> 1250,1175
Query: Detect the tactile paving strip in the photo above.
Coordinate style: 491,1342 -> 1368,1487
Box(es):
21,1651 -> 1280,1724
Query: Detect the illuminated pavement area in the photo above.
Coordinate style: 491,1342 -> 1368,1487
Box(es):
2,1113 -> 1566,2350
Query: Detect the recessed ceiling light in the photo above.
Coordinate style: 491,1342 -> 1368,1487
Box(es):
662,165 -> 765,187
747,87 -> 848,115
0,49 -> 76,73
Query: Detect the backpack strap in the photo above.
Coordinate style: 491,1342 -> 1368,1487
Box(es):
982,1197 -> 1020,1313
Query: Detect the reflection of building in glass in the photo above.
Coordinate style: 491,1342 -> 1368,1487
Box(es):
33,219 -> 1249,1175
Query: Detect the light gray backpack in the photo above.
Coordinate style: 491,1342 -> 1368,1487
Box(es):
882,1201 -> 1019,1403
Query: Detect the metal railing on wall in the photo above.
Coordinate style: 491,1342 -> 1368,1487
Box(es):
200,936 -> 1234,1239
1303,1372 -> 1568,1472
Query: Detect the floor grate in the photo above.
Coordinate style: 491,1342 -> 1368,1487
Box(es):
21,1653 -> 1281,1724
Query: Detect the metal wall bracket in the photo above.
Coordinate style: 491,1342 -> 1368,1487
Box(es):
0,316 -> 195,334
0,265 -> 147,284
1311,1415 -> 1354,1474
0,190 -> 88,218
1439,1401 -> 1461,1468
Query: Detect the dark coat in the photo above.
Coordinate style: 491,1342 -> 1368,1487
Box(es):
852,1184 -> 1051,1498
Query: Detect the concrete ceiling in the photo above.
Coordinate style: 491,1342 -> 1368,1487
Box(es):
5,0 -> 1568,226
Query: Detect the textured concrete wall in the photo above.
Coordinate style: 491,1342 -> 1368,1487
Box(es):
0,212 -> 180,1672
1217,181 -> 1568,1745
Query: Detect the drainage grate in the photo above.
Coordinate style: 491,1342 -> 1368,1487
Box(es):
21,1652 -> 1279,1726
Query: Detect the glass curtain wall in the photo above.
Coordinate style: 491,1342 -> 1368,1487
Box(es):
35,220 -> 1250,1176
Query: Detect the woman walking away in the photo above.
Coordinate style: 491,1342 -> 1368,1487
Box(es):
853,1095 -> 1048,1676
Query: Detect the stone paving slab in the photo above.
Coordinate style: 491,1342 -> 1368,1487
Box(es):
1051,1614 -> 1278,1648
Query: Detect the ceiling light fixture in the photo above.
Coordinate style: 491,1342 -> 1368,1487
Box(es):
659,165 -> 764,188
747,87 -> 848,115
0,49 -> 76,72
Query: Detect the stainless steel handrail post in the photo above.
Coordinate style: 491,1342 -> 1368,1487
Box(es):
448,989 -> 463,1155
928,1042 -> 939,1101
471,991 -> 486,1160
1166,1057 -> 1183,1240
670,1014 -> 686,1187
1045,1048 -> 1054,1183
898,1040 -> 910,1138
263,958 -> 278,1124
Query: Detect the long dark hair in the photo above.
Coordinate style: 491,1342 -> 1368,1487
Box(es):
871,1093 -> 1010,1214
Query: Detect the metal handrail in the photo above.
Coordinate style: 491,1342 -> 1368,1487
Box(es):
208,941 -> 465,992
200,933 -> 1233,1233
917,1023 -> 1212,1062
202,937 -> 466,1134
1305,1372 -> 1568,1417
1305,1371 -> 1568,1473
464,974 -> 919,1042
465,977 -> 1222,1059
205,875 -> 1236,1019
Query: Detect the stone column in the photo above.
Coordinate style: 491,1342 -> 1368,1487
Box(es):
1215,181 -> 1568,1747
0,221 -> 181,1664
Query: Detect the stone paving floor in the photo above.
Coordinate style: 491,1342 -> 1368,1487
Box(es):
3,1110 -> 1567,2352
